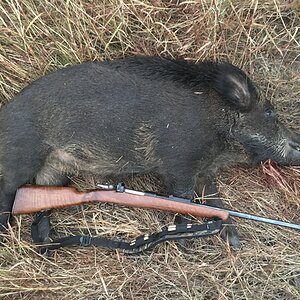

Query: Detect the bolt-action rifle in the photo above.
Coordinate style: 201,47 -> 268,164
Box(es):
11,183 -> 300,254
13,183 -> 300,230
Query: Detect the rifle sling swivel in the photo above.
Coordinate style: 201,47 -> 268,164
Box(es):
31,212 -> 223,254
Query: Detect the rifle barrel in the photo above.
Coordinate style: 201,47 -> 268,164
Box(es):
201,206 -> 300,230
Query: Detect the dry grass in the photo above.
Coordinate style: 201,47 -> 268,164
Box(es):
0,0 -> 300,299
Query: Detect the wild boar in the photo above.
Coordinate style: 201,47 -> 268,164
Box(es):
0,56 -> 299,247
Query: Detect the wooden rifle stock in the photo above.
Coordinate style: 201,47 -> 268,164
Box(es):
12,185 -> 229,221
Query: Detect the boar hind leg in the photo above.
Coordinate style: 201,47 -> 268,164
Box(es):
34,165 -> 70,245
0,187 -> 17,233
0,162 -> 40,234
35,165 -> 70,187
195,178 -> 240,249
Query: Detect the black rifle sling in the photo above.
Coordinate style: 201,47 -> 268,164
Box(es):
31,211 -> 223,254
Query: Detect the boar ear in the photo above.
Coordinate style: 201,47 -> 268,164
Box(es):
214,64 -> 258,112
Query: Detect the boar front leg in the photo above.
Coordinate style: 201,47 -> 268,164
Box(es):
161,168 -> 195,200
160,166 -> 197,248
195,175 -> 241,249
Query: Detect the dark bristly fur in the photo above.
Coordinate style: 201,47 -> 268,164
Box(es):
0,56 -> 300,247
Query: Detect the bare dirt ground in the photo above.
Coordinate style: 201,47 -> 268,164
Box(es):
0,1 -> 299,299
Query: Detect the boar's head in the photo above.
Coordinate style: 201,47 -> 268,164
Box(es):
214,63 -> 300,166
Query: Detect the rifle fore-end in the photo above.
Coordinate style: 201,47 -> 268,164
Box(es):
12,185 -> 229,221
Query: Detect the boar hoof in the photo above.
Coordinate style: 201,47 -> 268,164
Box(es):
32,211 -> 52,243
174,214 -> 192,249
0,213 -> 10,232
0,213 -> 10,245
31,211 -> 52,256
220,222 -> 241,250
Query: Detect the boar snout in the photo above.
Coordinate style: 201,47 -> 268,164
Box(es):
283,129 -> 300,164
246,124 -> 300,166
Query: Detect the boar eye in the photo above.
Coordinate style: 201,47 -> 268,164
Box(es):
264,108 -> 276,119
